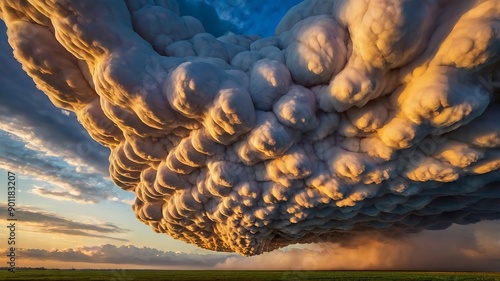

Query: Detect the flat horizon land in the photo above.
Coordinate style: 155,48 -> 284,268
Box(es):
0,270 -> 499,281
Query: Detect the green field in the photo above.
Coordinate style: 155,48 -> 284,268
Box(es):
0,270 -> 499,281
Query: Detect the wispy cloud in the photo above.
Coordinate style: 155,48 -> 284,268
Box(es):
0,134 -> 117,203
30,186 -> 103,204
1,205 -> 129,241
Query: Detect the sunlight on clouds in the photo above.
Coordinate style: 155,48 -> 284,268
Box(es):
31,186 -> 97,204
0,131 -> 119,203
0,0 -> 498,259
0,123 -> 102,175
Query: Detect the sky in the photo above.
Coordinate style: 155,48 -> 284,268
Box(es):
0,0 -> 499,271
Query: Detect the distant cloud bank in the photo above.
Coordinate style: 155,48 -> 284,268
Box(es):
0,0 -> 499,263
11,221 -> 500,271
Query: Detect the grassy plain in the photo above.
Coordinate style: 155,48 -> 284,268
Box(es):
0,270 -> 499,281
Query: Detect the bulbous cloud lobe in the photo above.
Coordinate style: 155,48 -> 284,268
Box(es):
1,0 -> 499,256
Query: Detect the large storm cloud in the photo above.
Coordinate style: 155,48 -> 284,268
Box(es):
1,0 -> 498,256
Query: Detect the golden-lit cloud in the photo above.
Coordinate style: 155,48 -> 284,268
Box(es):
0,0 -> 498,257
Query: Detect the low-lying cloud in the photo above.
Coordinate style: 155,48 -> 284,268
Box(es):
12,222 -> 500,271
16,244 -> 230,268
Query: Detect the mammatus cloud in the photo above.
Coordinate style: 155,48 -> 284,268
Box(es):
0,204 -> 129,241
0,0 -> 499,256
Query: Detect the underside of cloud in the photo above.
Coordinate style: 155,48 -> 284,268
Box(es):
1,0 -> 499,256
